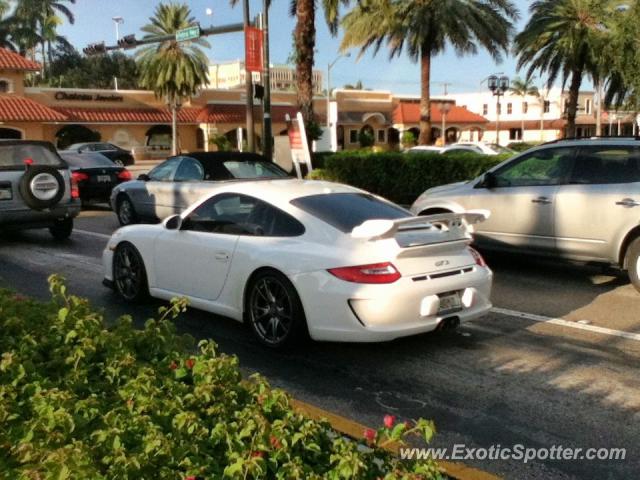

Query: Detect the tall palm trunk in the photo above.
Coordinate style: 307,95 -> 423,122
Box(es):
418,46 -> 432,145
294,0 -> 316,125
565,68 -> 583,138
521,95 -> 525,141
171,102 -> 178,155
40,40 -> 47,78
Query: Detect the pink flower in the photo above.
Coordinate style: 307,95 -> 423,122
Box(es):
169,361 -> 178,370
383,414 -> 396,429
363,428 -> 376,443
251,450 -> 264,458
184,477 -> 197,480
185,358 -> 195,369
270,435 -> 282,449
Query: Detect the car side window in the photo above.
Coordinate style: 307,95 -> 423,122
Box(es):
493,147 -> 575,187
148,158 -> 181,181
184,193 -> 304,236
174,157 -> 205,182
571,147 -> 640,185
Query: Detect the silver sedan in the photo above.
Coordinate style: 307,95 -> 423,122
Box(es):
111,152 -> 289,225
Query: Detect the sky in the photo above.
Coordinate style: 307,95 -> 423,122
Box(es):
58,0 -> 537,95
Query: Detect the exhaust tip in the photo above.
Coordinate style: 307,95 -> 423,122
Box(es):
437,316 -> 460,332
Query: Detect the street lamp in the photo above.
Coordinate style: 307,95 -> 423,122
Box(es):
488,74 -> 509,145
112,16 -> 124,91
327,53 -> 351,129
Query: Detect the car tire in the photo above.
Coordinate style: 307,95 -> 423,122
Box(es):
19,165 -> 65,210
245,269 -> 308,349
626,237 -> 640,293
113,242 -> 149,303
49,218 -> 73,240
116,195 -> 138,226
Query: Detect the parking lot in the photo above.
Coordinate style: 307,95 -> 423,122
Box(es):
1,207 -> 639,480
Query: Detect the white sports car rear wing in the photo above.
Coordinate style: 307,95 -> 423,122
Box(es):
351,210 -> 490,246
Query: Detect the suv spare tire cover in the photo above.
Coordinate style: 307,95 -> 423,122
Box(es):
19,165 -> 65,210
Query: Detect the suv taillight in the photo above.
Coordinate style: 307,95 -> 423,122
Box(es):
117,169 -> 132,181
70,174 -> 80,199
328,262 -> 401,284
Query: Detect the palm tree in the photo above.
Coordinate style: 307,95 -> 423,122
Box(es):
509,77 -> 540,141
341,0 -> 518,145
137,3 -> 209,155
514,0 -> 607,138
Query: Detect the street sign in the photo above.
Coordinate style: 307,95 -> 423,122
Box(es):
286,113 -> 312,178
176,25 -> 201,42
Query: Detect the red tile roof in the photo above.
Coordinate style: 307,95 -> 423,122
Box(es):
196,104 -> 320,124
52,106 -> 201,124
0,48 -> 41,71
0,95 -> 66,121
393,101 -> 489,125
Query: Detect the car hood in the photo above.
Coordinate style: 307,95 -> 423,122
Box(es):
425,180 -> 470,195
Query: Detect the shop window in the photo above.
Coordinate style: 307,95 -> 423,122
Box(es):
507,103 -> 513,115
349,129 -> 358,144
196,128 -> 205,149
0,79 -> 12,93
523,102 -> 528,114
509,128 -> 522,140
544,101 -> 551,113
482,104 -> 488,115
377,129 -> 386,143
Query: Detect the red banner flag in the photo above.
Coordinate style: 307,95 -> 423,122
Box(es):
245,26 -> 263,73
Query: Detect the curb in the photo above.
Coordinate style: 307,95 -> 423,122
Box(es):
291,399 -> 501,480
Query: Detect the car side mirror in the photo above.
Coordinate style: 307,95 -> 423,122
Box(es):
137,173 -> 150,181
477,171 -> 497,189
164,214 -> 182,230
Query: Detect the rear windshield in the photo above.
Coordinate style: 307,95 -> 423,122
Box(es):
0,143 -> 64,169
223,160 -> 288,179
61,152 -> 114,168
291,193 -> 410,232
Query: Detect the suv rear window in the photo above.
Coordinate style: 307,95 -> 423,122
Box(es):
60,152 -> 114,168
291,193 -> 410,232
0,143 -> 64,169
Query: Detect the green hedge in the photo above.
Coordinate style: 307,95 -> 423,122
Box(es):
308,151 -> 509,205
0,276 -> 442,479
506,141 -> 542,153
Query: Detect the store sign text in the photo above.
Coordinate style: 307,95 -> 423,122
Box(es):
54,92 -> 124,102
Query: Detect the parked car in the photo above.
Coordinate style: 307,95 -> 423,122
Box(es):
0,140 -> 80,239
411,138 -> 640,291
110,151 -> 290,226
441,143 -> 514,155
103,179 -> 492,348
406,146 -> 443,154
60,152 -> 132,205
62,142 -> 135,166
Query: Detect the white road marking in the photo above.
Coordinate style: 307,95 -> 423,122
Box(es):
73,229 -> 111,240
492,307 -> 640,343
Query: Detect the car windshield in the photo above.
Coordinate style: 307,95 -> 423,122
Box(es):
0,143 -> 64,169
291,193 -> 411,233
61,152 -> 114,168
223,160 -> 288,179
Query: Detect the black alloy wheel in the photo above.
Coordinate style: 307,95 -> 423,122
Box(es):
113,242 -> 148,302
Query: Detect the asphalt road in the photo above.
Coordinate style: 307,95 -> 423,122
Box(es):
1,208 -> 639,480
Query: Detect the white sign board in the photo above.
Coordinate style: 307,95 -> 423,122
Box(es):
286,113 -> 313,178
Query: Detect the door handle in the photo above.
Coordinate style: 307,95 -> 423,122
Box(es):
214,252 -> 230,261
532,196 -> 552,205
616,198 -> 640,207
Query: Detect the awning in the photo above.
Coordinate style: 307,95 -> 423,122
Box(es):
196,104 -> 311,124
0,95 -> 66,122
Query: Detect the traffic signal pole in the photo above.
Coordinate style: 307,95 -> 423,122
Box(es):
242,0 -> 255,153
261,0 -> 272,161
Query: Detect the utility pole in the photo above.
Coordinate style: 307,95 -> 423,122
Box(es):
112,16 -> 124,90
595,79 -> 602,136
242,0 -> 255,152
261,3 -> 272,160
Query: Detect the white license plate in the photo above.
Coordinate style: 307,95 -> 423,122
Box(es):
0,188 -> 11,200
96,175 -> 111,183
438,292 -> 462,313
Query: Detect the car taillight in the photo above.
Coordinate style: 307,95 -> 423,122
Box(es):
72,172 -> 89,182
70,174 -> 80,199
468,247 -> 487,267
117,169 -> 132,181
328,262 -> 401,284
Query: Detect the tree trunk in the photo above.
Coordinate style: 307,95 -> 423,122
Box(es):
565,69 -> 583,138
418,46 -> 432,145
41,40 -> 47,79
521,96 -> 525,141
294,0 -> 316,125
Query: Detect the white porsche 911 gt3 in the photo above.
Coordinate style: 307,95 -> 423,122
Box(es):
103,179 -> 493,348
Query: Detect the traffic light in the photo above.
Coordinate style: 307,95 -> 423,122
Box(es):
254,83 -> 264,100
118,34 -> 137,50
83,42 -> 106,56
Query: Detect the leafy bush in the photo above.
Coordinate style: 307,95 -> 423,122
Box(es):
358,129 -> 375,148
401,131 -> 416,147
506,141 -> 542,153
0,276 -> 443,479
308,151 -> 509,205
